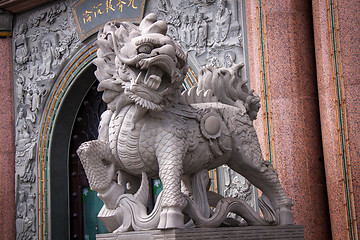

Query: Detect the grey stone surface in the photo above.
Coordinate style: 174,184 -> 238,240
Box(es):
12,1 -> 83,239
97,225 -> 305,239
77,13 -> 294,233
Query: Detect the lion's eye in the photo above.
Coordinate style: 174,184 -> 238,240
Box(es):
137,44 -> 153,54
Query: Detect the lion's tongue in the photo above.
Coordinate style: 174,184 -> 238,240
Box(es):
144,66 -> 163,90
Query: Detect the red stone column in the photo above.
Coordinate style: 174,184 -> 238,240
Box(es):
312,0 -> 360,238
245,1 -> 331,239
0,37 -> 16,237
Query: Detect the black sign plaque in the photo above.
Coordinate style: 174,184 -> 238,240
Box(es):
72,0 -> 146,40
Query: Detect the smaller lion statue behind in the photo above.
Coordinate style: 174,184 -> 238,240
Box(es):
77,13 -> 294,232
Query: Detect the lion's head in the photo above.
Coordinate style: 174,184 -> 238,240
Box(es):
95,13 -> 188,111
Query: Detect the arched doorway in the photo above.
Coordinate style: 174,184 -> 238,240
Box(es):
48,61 -> 110,239
46,42 -> 100,239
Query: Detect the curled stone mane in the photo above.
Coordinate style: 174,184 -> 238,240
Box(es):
198,63 -> 260,120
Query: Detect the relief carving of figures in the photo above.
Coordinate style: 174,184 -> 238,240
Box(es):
18,144 -> 36,183
30,85 -> 45,114
186,15 -> 196,48
54,19 -> 79,61
16,184 -> 36,240
179,15 -> 188,44
214,0 -> 231,45
22,84 -> 42,124
24,83 -> 46,124
224,51 -> 236,68
238,32 -> 243,48
195,11 -> 209,55
15,108 -> 36,183
223,166 -> 252,203
152,0 -> 244,68
13,0 -> 81,135
16,75 -> 26,104
14,24 -> 30,65
46,2 -> 67,24
13,1 -> 82,238
205,56 -> 221,68
28,47 -> 40,80
40,39 -> 54,77
16,108 -> 31,143
14,1 -> 80,89
157,0 -> 169,12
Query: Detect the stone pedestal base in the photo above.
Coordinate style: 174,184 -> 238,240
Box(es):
97,225 -> 304,239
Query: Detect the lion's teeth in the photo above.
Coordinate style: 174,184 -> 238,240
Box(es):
135,72 -> 143,83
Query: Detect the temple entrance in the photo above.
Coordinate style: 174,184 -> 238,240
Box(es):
48,61 -> 107,240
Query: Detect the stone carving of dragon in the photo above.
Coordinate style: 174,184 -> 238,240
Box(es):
77,13 -> 294,232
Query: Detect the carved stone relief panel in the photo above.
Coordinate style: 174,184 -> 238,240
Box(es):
217,165 -> 258,220
145,0 -> 246,70
13,1 -> 82,238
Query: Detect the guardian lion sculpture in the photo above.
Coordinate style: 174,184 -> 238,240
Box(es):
77,13 -> 294,232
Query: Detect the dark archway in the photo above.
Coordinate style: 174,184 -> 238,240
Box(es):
68,77 -> 107,239
49,63 -> 100,240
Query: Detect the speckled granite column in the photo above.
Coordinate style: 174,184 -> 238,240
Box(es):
245,1 -> 331,239
0,36 -> 16,237
312,0 -> 359,238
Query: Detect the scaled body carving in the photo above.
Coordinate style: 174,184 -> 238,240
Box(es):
77,14 -> 294,232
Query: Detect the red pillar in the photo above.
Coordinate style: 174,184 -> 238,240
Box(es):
0,36 -> 16,238
246,1 -> 331,239
312,0 -> 360,238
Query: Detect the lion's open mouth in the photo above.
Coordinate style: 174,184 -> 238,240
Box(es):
126,54 -> 177,109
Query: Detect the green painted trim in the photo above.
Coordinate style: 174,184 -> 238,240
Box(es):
258,0 -> 273,164
329,1 -> 354,239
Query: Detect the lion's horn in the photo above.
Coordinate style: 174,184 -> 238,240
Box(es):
140,13 -> 167,35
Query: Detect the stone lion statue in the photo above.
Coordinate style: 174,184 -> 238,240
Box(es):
77,13 -> 294,232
